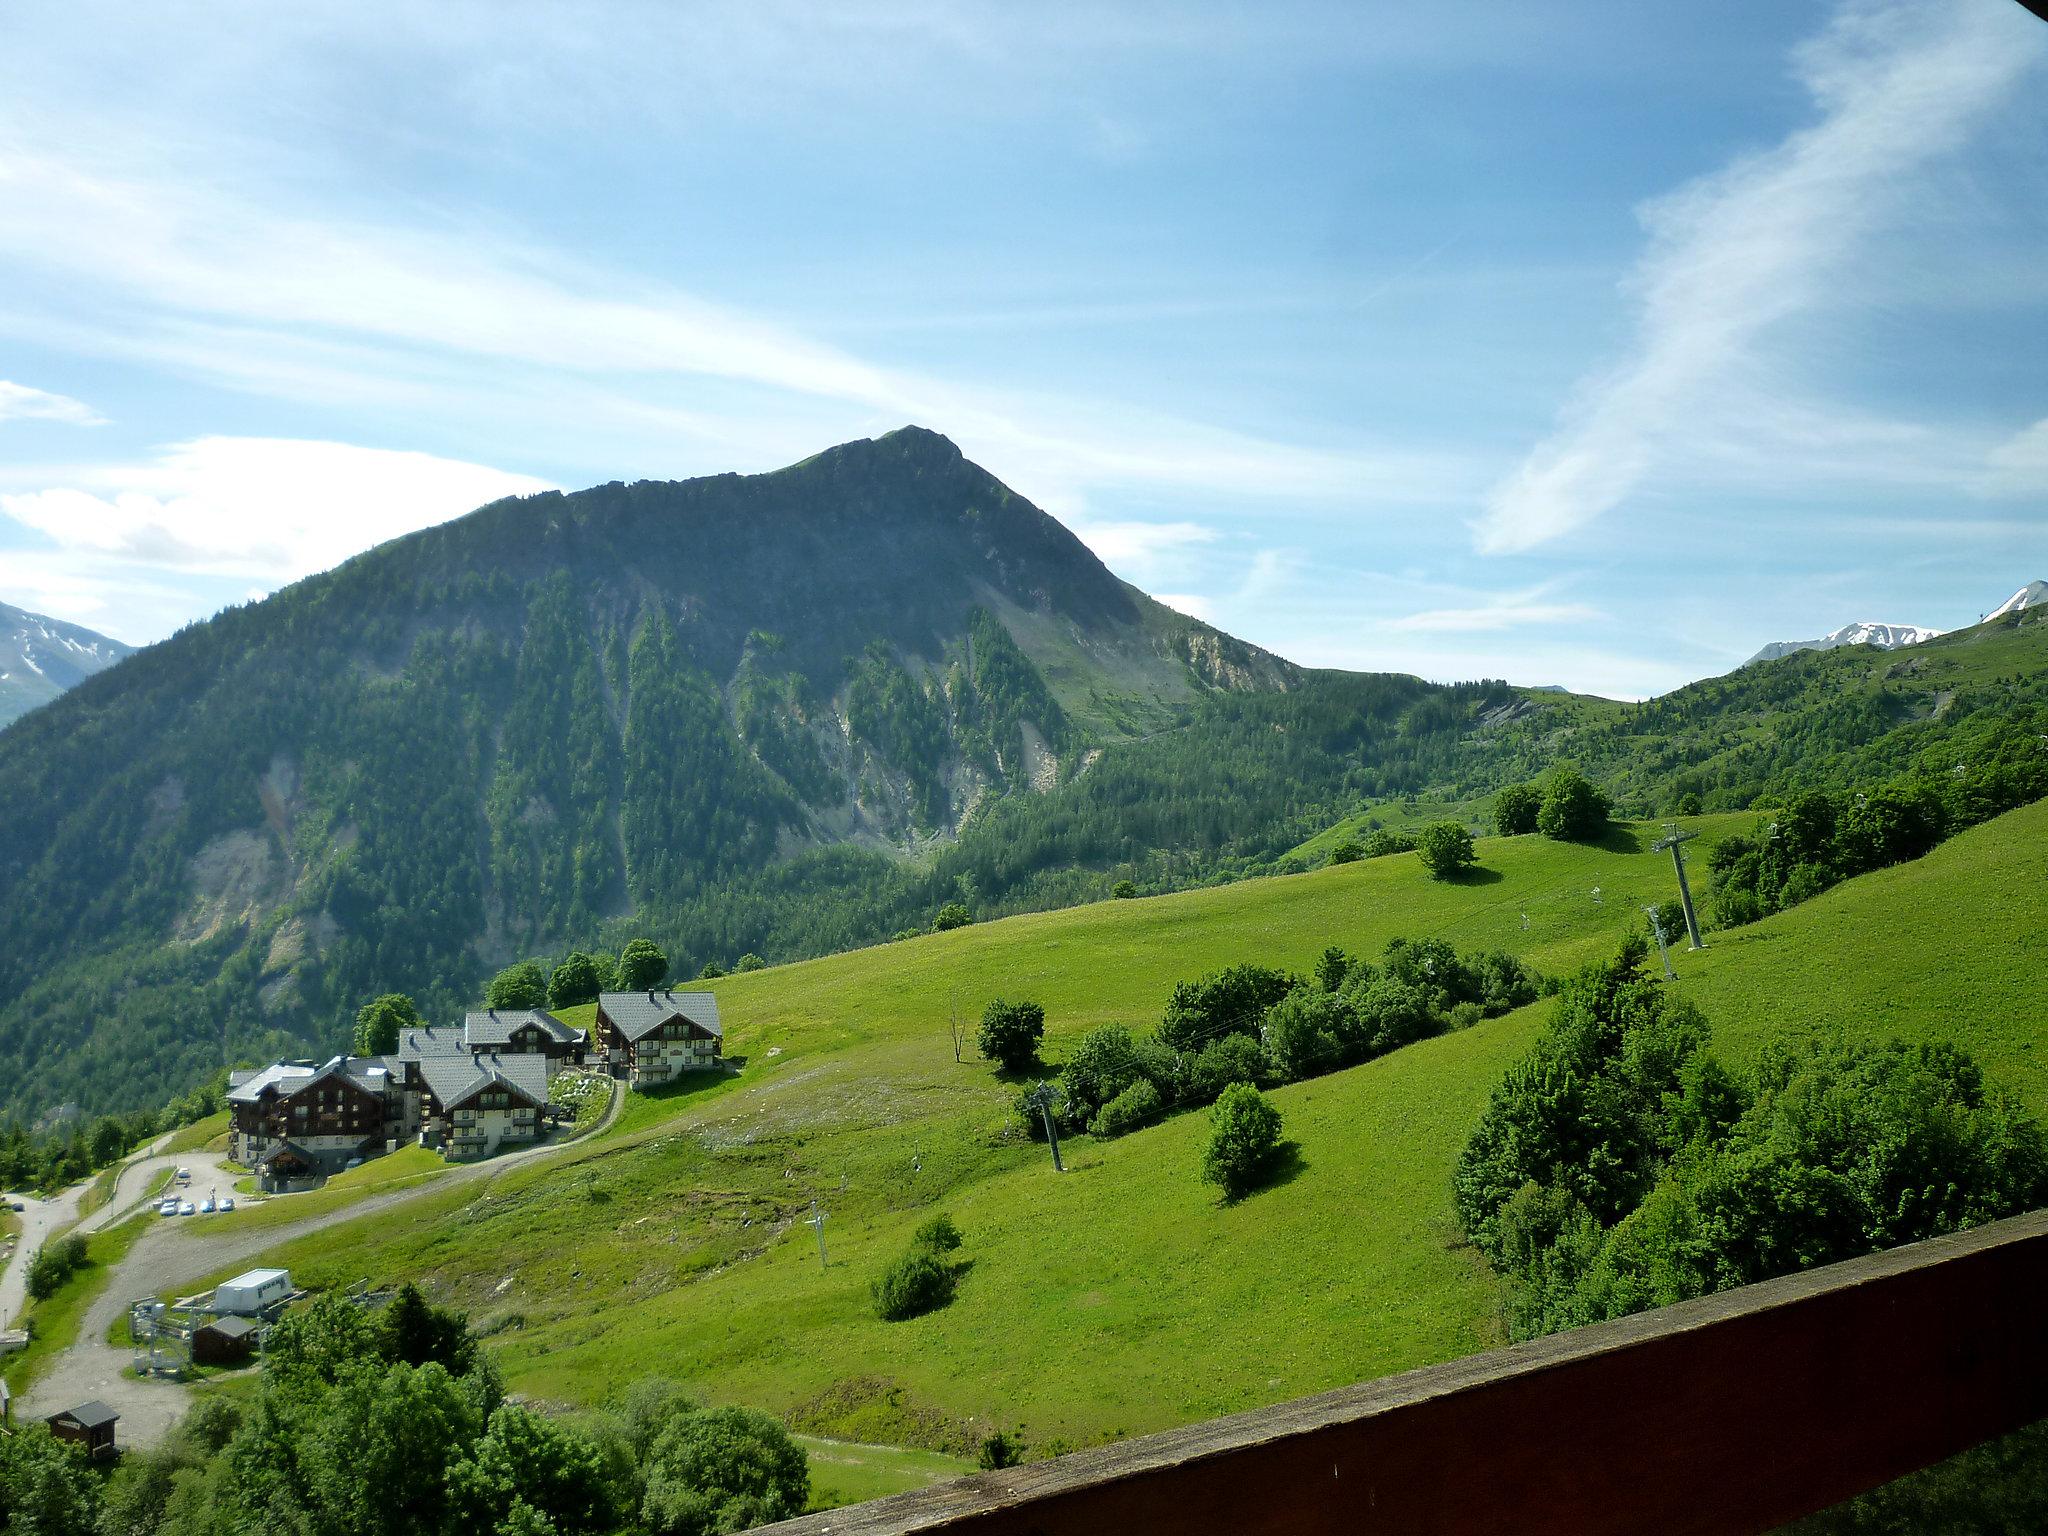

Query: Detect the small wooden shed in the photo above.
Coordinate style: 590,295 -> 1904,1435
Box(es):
192,1313 -> 260,1366
47,1400 -> 119,1458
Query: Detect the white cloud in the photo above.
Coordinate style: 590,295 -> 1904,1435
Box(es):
1476,0 -> 2045,555
1,436 -> 554,583
1985,418 -> 2048,494
1151,592 -> 1217,624
0,141 -> 1460,515
0,379 -> 103,426
1385,600 -> 1603,634
1065,518 -> 1218,579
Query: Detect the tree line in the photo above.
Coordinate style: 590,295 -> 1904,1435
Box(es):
0,1285 -> 810,1536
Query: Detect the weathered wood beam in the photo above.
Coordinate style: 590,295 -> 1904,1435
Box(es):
764,1208 -> 2048,1536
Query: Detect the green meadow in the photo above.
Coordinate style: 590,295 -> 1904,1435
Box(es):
242,802 -> 2048,1463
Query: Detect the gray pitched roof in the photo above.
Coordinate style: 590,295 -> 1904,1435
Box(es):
200,1315 -> 259,1339
597,990 -> 722,1043
228,1056 -> 398,1105
418,1051 -> 548,1112
463,1008 -> 583,1048
53,1401 -> 119,1428
396,1026 -> 473,1062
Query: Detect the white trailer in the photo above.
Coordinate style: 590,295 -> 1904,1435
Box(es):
213,1267 -> 292,1316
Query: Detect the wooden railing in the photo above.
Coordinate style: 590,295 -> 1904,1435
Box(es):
765,1208 -> 2048,1536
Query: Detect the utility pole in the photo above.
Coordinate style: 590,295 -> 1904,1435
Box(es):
1025,1082 -> 1065,1172
807,1198 -> 828,1268
1642,906 -> 1677,980
1652,824 -> 1705,949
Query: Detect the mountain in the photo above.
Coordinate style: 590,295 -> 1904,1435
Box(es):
6,425 -> 2046,1126
1743,619 -> 1942,668
0,602 -> 133,727
1989,580 -> 2048,620
0,427 -> 1327,1118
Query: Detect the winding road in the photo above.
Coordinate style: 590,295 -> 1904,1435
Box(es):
8,1078 -> 624,1446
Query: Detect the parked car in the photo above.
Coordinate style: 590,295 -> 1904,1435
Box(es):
158,1198 -> 179,1217
219,1196 -> 236,1212
199,1196 -> 216,1214
178,1200 -> 196,1216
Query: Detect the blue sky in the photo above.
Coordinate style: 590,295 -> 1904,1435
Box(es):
0,0 -> 2043,696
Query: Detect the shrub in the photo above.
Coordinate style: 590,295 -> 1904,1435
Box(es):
932,902 -> 973,931
617,936 -> 670,990
978,1432 -> 1025,1471
1013,1081 -> 1079,1140
1159,964 -> 1296,1052
1363,828 -> 1414,858
1416,821 -> 1477,879
1645,900 -> 1688,944
1090,1079 -> 1162,1138
1535,767 -> 1610,842
911,1213 -> 961,1254
485,959 -> 548,1010
977,999 -> 1045,1074
1261,988 -> 1351,1082
872,1251 -> 955,1322
1063,1023 -> 1151,1117
25,1232 -> 87,1301
1326,838 -> 1364,865
641,1405 -> 810,1534
1181,1033 -> 1268,1105
1493,783 -> 1542,836
734,953 -> 765,973
696,961 -> 728,980
1202,1083 -> 1283,1199
1112,879 -> 1138,899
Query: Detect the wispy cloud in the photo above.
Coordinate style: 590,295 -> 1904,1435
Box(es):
1385,599 -> 1603,634
1,437 -> 553,583
0,140 -> 1459,516
1476,0 -> 2045,555
1065,518 -> 1218,580
0,379 -> 103,426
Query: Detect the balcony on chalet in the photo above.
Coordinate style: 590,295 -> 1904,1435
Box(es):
760,1208 -> 2048,1536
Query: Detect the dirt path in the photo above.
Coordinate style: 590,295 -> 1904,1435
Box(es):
18,1077 -> 624,1446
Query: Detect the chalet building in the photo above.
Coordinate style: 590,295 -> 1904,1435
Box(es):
593,990 -> 723,1085
415,1052 -> 549,1160
462,1008 -> 586,1075
227,1056 -> 419,1189
47,1401 -> 119,1459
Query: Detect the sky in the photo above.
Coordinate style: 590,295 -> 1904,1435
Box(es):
0,0 -> 2044,697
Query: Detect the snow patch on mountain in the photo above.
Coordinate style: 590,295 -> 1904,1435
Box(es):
1989,580 -> 2048,620
1744,620 -> 1943,668
0,601 -> 135,728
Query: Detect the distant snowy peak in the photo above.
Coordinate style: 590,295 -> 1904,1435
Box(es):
0,601 -> 135,729
1744,620 -> 1942,668
1988,580 -> 2048,621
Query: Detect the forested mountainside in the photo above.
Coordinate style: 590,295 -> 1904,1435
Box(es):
0,426 -> 1309,1118
0,601 -> 133,727
4,424 -> 2046,1124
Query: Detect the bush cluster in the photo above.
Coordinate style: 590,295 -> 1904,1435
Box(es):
3,1283 -> 811,1536
1016,938 -> 1539,1146
1492,766 -> 1609,842
1454,937 -> 2048,1341
872,1213 -> 967,1322
25,1232 -> 87,1302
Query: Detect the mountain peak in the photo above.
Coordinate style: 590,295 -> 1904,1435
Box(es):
0,600 -> 135,728
1989,580 -> 2048,620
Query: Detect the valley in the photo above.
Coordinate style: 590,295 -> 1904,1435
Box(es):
136,797 -> 2044,1464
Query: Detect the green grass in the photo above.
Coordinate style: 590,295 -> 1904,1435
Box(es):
191,1144 -> 451,1235
238,805 -> 2048,1457
75,1163 -> 122,1223
3,1210 -> 155,1395
162,1110 -> 231,1156
797,1435 -> 977,1511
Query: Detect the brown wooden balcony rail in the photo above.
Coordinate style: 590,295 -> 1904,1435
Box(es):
763,1208 -> 2048,1536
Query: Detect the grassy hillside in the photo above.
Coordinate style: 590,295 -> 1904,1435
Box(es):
235,803 -> 2048,1461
